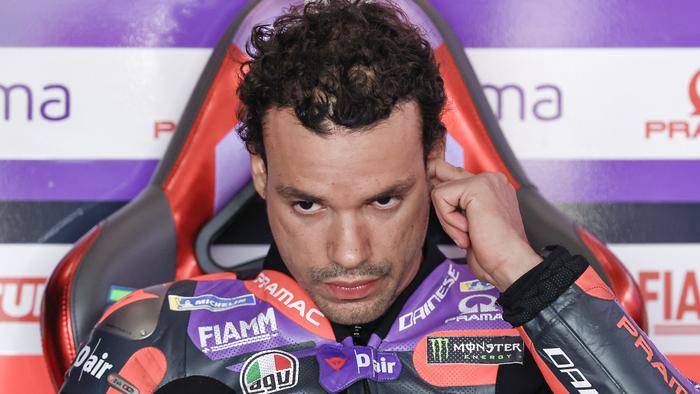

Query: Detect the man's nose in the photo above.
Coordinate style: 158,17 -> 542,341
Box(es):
327,214 -> 370,269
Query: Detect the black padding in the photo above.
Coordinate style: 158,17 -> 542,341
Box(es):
100,283 -> 170,341
196,182 -> 259,273
498,246 -> 589,327
155,376 -> 236,394
70,187 -> 177,349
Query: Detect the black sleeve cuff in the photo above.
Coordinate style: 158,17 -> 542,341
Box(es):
497,245 -> 589,327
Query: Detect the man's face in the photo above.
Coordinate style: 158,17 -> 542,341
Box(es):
251,101 -> 437,325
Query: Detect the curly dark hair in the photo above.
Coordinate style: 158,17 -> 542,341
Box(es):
236,0 -> 446,162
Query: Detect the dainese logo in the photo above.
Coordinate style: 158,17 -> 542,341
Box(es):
323,357 -> 347,371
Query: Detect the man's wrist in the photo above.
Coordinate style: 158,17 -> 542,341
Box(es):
497,245 -> 589,327
491,245 -> 543,293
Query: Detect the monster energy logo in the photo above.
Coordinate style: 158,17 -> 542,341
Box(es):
426,335 -> 524,365
427,337 -> 450,363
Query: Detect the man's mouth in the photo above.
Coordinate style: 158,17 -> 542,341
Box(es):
323,278 -> 382,300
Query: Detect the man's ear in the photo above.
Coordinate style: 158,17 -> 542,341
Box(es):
427,136 -> 446,162
426,137 -> 446,188
250,154 -> 267,199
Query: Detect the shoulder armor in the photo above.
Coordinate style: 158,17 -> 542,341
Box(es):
98,282 -> 170,340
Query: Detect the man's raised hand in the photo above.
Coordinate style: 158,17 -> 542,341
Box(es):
428,159 -> 542,292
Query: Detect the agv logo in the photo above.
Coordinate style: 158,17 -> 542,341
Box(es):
239,350 -> 298,394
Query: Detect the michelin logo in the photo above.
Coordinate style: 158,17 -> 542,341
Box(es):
459,279 -> 494,293
169,293 -> 255,312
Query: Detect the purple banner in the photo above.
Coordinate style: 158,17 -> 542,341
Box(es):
522,160 -> 700,203
0,0 -> 247,48
429,0 -> 700,48
0,160 -> 157,201
1,1 -> 700,48
2,159 -> 700,203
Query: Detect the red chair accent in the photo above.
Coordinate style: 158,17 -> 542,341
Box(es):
41,0 -> 646,389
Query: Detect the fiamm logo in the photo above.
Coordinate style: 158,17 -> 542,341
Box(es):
1,83 -> 70,121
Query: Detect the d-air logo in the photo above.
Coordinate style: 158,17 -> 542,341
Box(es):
427,336 -> 523,365
316,345 -> 402,393
355,349 -> 399,375
73,338 -> 114,381
240,350 -> 299,394
107,373 -> 139,394
168,293 -> 256,312
459,279 -> 495,293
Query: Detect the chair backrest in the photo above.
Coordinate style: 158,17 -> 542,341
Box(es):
41,0 -> 646,389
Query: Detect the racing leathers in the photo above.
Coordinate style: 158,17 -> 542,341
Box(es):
60,241 -> 700,393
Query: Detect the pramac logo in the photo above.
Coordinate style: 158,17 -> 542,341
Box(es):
690,69 -> 700,116
244,270 -> 334,340
0,83 -> 70,121
645,69 -> 700,139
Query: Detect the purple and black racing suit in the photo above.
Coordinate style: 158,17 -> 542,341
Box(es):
60,242 -> 700,393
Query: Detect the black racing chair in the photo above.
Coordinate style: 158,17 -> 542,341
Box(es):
41,0 -> 646,390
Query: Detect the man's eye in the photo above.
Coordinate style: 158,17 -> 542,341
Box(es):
372,196 -> 399,209
293,201 -> 322,214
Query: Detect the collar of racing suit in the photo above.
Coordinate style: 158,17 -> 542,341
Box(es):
261,238 -> 447,346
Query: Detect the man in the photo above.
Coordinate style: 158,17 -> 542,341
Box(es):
61,1 -> 699,393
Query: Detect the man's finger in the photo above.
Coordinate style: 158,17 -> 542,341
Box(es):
428,159 -> 473,183
431,186 -> 470,248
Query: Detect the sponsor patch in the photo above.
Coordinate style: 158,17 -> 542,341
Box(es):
323,356 -> 347,371
240,350 -> 299,394
105,285 -> 135,311
107,373 -> 140,394
0,277 -> 45,323
427,335 -> 523,365
244,270 -> 334,340
399,263 -> 460,332
459,279 -> 495,293
198,307 -> 278,354
168,293 -> 255,312
445,294 -> 503,324
316,344 -> 401,393
73,338 -> 114,381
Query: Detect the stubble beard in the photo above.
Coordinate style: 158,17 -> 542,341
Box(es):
311,281 -> 398,325
304,262 -> 398,325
